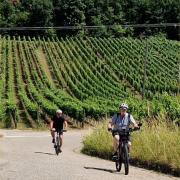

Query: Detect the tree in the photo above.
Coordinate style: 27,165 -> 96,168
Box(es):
21,0 -> 53,26
0,0 -> 29,27
53,0 -> 86,36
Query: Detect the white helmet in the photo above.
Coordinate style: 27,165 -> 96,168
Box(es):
119,103 -> 128,110
56,109 -> 62,114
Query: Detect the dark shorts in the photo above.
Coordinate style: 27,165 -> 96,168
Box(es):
53,128 -> 63,135
112,131 -> 131,142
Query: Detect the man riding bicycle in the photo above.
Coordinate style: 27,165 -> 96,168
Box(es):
50,109 -> 68,150
108,103 -> 139,158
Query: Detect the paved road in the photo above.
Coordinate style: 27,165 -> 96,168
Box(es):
0,130 -> 179,180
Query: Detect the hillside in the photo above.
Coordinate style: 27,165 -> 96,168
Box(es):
0,36 -> 179,128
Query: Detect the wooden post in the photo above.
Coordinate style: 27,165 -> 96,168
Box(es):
142,38 -> 148,100
81,109 -> 86,129
147,101 -> 150,117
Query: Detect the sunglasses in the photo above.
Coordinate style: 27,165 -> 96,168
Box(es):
120,108 -> 127,111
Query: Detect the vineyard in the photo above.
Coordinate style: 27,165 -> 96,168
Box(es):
0,36 -> 180,128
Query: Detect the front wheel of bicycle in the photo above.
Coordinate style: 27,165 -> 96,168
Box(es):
123,144 -> 129,175
116,149 -> 122,172
55,147 -> 59,155
116,157 -> 122,172
55,136 -> 60,155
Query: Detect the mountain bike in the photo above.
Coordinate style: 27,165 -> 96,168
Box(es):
112,123 -> 142,175
54,129 -> 67,155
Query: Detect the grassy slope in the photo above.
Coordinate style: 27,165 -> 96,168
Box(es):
0,37 -> 180,128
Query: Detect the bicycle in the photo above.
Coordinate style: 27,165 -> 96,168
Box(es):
53,129 -> 67,155
111,123 -> 142,175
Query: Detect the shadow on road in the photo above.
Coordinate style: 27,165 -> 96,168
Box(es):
34,152 -> 55,156
84,166 -> 117,173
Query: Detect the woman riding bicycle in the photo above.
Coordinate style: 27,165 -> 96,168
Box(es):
108,103 -> 139,158
50,109 -> 68,149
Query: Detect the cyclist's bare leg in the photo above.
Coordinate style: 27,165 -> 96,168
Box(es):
128,141 -> 131,153
60,134 -> 63,148
113,135 -> 119,152
51,130 -> 55,139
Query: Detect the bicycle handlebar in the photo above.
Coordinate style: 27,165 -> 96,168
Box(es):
56,129 -> 67,133
109,122 -> 142,133
51,129 -> 67,133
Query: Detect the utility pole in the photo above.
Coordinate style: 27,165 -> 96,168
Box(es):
142,38 -> 148,100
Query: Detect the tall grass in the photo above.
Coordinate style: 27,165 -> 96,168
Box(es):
82,119 -> 180,176
131,120 -> 180,170
82,124 -> 113,159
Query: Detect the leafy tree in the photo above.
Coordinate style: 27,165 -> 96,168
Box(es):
0,0 -> 29,27
53,0 -> 86,36
21,0 -> 53,26
0,0 -> 180,38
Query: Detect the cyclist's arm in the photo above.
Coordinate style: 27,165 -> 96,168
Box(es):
130,115 -> 138,128
50,119 -> 54,130
108,114 -> 116,129
64,119 -> 68,129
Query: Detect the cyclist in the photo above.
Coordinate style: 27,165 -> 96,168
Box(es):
50,109 -> 68,149
108,103 -> 139,158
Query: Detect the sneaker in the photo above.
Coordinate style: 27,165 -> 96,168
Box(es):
52,138 -> 55,143
112,152 -> 118,161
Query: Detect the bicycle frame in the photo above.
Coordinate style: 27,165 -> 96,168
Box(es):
54,129 -> 66,155
111,123 -> 142,175
117,129 -> 130,158
114,128 -> 134,175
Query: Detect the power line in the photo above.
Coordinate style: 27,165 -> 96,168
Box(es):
0,23 -> 180,31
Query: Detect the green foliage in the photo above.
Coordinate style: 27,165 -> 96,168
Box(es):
21,0 -> 53,26
0,0 -> 180,38
0,0 -> 29,27
0,101 -> 5,121
156,93 -> 180,122
53,0 -> 86,36
0,36 -> 180,128
39,36 -> 180,123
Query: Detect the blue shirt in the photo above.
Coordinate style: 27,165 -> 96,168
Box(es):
112,113 -> 136,130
